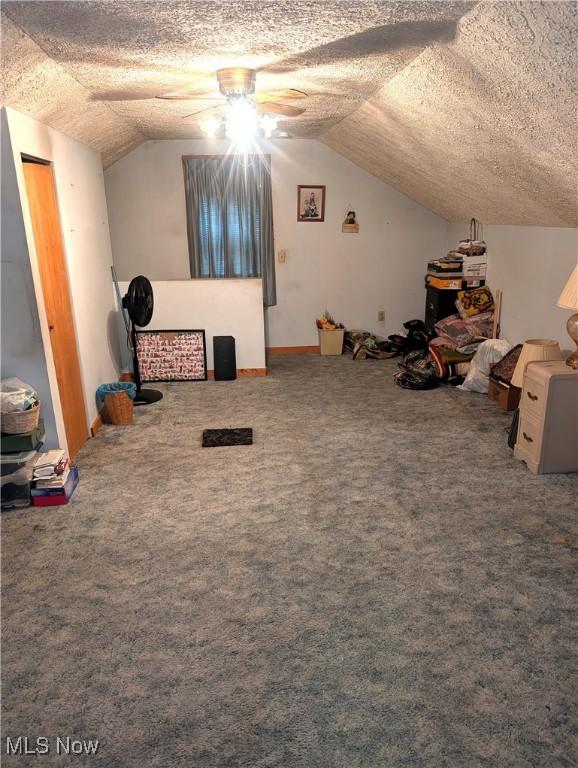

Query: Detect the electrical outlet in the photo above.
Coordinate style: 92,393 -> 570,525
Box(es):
278,249 -> 287,263
377,310 -> 385,322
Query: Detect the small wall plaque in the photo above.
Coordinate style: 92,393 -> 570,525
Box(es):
342,210 -> 359,233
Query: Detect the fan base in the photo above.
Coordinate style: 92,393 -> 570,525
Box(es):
134,388 -> 163,406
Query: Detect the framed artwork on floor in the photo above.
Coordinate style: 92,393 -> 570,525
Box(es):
297,185 -> 325,222
135,330 -> 207,382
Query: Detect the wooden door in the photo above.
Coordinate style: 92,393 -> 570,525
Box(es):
22,160 -> 88,459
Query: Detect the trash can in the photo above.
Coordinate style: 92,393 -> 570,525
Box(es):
318,329 -> 345,356
96,382 -> 137,426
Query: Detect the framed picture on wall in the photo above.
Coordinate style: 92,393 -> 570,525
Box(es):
136,330 -> 207,382
297,185 -> 325,222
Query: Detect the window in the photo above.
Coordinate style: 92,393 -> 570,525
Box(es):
183,155 -> 276,305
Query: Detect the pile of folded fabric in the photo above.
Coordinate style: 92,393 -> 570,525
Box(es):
430,287 -> 494,346
427,287 -> 495,384
429,311 -> 494,352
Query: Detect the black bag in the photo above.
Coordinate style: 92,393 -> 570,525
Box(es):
394,349 -> 439,390
394,370 -> 439,390
403,319 -> 435,350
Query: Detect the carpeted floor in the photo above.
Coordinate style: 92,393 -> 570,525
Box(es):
2,356 -> 577,768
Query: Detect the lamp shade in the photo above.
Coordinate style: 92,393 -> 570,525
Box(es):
510,339 -> 562,388
557,265 -> 578,310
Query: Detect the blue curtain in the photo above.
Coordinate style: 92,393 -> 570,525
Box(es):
183,155 -> 276,307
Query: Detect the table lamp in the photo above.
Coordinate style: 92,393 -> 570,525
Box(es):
557,264 -> 578,368
510,339 -> 562,389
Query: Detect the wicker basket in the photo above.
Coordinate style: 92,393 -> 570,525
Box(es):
104,391 -> 133,426
457,217 -> 486,256
1,402 -> 41,434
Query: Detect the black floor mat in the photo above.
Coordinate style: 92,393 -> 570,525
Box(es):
202,428 -> 253,447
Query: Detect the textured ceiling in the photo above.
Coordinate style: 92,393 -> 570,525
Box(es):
1,0 -> 576,225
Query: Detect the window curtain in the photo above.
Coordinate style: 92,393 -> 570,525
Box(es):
183,155 -> 276,307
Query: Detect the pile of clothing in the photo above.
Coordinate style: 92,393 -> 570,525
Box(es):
345,319 -> 434,361
344,330 -> 398,360
394,286 -> 497,390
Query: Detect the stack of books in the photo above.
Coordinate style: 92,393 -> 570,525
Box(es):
0,419 -> 45,510
31,449 -> 79,507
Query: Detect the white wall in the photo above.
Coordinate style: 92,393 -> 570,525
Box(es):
118,279 -> 265,371
3,108 -> 120,448
449,222 -> 578,351
265,141 -> 449,346
1,109 -> 59,448
105,138 -> 450,348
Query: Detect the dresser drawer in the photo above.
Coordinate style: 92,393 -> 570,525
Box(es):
515,414 -> 542,467
519,376 -> 547,421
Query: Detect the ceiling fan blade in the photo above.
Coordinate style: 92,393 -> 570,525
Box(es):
90,90 -> 160,101
90,90 -> 222,102
156,92 -> 221,101
256,102 -> 306,118
182,105 -> 222,120
254,89 -> 307,101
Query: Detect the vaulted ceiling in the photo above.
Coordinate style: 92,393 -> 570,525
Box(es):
1,1 -> 576,225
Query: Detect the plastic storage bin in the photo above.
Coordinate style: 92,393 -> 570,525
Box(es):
1,450 -> 37,510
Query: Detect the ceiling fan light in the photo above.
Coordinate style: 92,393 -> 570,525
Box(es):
226,99 -> 258,139
224,99 -> 259,152
201,115 -> 220,139
260,114 -> 278,138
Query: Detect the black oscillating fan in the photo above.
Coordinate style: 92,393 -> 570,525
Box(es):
122,276 -> 163,406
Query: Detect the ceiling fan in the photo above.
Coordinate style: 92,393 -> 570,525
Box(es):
156,67 -> 306,138
157,67 -> 306,115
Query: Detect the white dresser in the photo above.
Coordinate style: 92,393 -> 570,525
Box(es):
514,360 -> 578,475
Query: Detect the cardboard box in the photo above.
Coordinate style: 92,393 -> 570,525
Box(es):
488,376 -> 521,411
427,276 -> 462,290
463,264 -> 487,277
462,253 -> 488,264
318,329 -> 344,355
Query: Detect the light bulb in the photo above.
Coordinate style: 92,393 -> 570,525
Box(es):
201,115 -> 220,139
225,98 -> 258,148
260,114 -> 278,138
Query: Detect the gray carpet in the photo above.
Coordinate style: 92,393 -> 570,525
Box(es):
2,356 -> 577,768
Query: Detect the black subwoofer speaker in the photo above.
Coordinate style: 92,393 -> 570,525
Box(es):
213,336 -> 237,381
